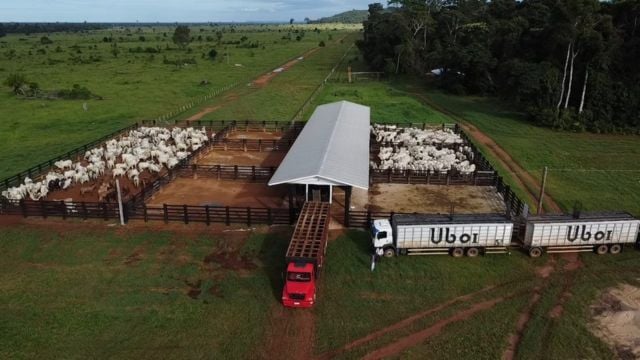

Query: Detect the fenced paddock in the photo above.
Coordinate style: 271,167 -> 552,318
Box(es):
0,119 -> 527,229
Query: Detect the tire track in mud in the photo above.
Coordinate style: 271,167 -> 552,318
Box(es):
316,282 -> 522,360
502,253 -> 582,359
361,293 -> 522,360
261,305 -> 315,360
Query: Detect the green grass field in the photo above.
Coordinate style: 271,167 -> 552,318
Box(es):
413,88 -> 640,216
0,24 -> 358,179
0,224 -> 290,358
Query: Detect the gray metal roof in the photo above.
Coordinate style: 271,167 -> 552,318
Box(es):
268,101 -> 370,189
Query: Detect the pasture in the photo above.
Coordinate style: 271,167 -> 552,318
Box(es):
1,24 -> 640,360
0,24 -> 358,179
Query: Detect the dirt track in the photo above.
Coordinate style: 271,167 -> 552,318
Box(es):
261,306 -> 315,360
408,91 -> 563,214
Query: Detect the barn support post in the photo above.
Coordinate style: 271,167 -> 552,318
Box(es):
252,166 -> 256,181
163,204 -> 168,224
344,186 -> 352,227
225,206 -> 230,226
288,185 -> 295,224
329,185 -> 333,204
305,184 -> 309,202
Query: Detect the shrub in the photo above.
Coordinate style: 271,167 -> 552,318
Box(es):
319,40 -> 326,47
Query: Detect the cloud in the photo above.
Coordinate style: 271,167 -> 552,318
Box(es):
0,0 -> 372,22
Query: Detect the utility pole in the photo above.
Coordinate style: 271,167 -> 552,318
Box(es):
116,179 -> 125,225
537,166 -> 548,215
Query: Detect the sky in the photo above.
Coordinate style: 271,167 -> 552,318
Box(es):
0,0 -> 373,23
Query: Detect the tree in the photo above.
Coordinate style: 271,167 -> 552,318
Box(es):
0,23 -> 5,38
172,25 -> 191,50
40,36 -> 53,45
207,49 -> 218,61
290,18 -> 295,25
304,17 -> 311,24
3,73 -> 28,95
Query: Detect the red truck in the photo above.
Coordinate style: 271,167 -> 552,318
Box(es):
282,202 -> 330,308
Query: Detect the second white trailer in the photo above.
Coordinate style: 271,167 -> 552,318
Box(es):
523,212 -> 640,257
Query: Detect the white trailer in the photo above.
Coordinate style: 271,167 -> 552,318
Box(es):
372,214 -> 514,257
523,212 -> 640,257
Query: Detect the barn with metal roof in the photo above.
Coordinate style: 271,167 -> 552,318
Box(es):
268,100 -> 370,204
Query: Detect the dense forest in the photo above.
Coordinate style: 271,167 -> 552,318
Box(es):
357,0 -> 640,132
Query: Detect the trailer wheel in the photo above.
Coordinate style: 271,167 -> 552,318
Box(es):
595,244 -> 609,255
383,247 -> 395,258
609,244 -> 622,254
452,248 -> 464,258
466,247 -> 479,257
528,247 -> 543,258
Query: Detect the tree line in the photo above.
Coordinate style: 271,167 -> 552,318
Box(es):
357,0 -> 640,133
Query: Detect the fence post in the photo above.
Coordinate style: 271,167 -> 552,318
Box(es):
163,204 -> 168,224
366,210 -> 372,226
252,166 -> 256,181
407,170 -> 411,184
143,203 -> 148,222
247,207 -> 252,227
267,208 -> 273,225
20,200 -> 27,218
102,203 -> 108,220
60,201 -> 67,220
41,201 -> 47,218
225,206 -> 230,226
205,205 -> 210,226
446,172 -> 451,185
82,202 -> 88,220
234,165 -> 238,179
183,205 -> 189,224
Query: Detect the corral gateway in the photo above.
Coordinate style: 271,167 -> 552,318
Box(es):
268,100 -> 370,207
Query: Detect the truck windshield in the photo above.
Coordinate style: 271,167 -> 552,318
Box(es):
287,271 -> 311,282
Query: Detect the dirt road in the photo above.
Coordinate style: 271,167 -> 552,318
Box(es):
408,91 -> 563,214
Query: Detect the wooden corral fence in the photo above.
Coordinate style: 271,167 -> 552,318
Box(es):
176,164 -> 277,182
0,123 -> 140,192
0,196 -> 300,227
369,169 -> 497,186
0,199 -> 120,220
346,210 -> 414,228
495,176 -> 527,218
127,204 -> 299,226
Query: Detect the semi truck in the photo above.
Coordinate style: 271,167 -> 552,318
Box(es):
281,201 -> 331,308
523,212 -> 640,257
372,213 -> 514,257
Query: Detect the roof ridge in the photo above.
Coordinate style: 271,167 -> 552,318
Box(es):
316,101 -> 344,175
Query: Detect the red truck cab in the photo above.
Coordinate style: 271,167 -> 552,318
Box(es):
281,262 -> 316,308
281,202 -> 330,308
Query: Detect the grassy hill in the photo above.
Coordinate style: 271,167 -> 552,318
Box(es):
312,10 -> 368,24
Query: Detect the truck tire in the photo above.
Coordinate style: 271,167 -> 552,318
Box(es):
609,244 -> 622,254
466,247 -> 479,257
383,247 -> 395,258
595,244 -> 609,255
528,247 -> 543,258
451,248 -> 464,258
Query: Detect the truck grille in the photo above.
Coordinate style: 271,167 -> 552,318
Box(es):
289,293 -> 305,300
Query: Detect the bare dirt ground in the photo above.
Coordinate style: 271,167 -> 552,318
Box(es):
252,47 -> 320,88
409,91 -> 563,214
145,178 -> 289,208
352,183 -> 506,214
196,150 -> 286,167
591,283 -> 640,359
260,306 -> 315,360
225,130 -> 284,140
